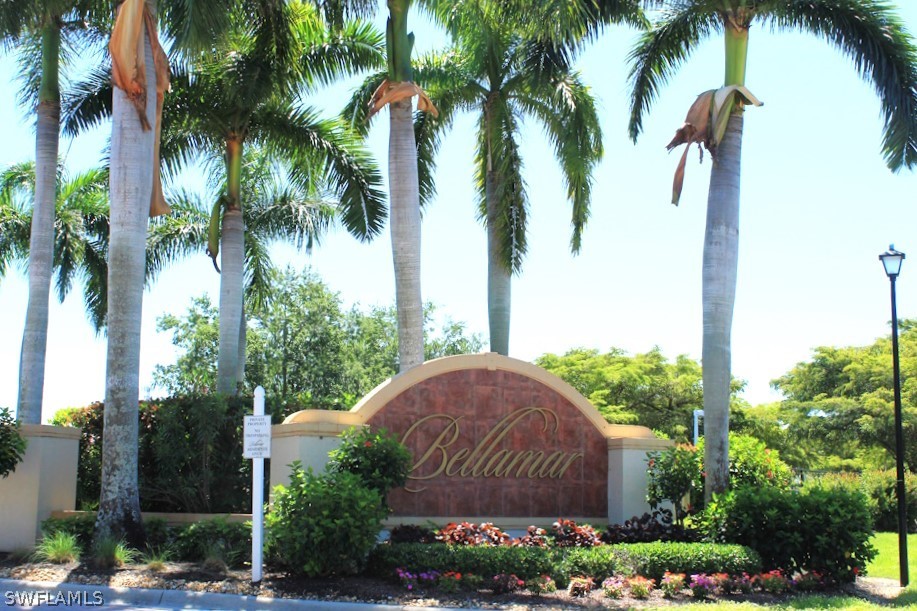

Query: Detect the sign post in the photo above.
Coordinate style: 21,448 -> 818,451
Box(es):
244,386 -> 270,584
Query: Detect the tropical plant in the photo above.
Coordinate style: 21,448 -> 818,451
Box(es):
0,407 -> 27,478
34,531 -> 81,564
92,0 -> 227,545
0,162 -> 110,331
627,0 -> 917,500
0,0 -> 108,424
419,1 -> 611,356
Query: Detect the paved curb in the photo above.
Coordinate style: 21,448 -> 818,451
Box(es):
0,578 -> 464,610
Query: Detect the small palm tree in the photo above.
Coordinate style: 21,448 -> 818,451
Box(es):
627,0 -> 917,500
0,162 -> 110,332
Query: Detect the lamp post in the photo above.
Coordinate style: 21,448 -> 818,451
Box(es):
880,244 -> 908,587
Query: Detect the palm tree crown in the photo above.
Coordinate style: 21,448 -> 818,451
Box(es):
627,0 -> 917,500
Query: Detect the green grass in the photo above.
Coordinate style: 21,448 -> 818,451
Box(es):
866,532 -> 917,581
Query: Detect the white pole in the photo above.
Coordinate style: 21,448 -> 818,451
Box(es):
252,386 -> 265,584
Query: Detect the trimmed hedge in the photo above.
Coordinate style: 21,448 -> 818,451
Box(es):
367,542 -> 761,586
705,485 -> 875,582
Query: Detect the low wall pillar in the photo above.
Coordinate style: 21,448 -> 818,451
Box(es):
0,425 -> 80,552
269,411 -> 364,493
607,436 -> 672,525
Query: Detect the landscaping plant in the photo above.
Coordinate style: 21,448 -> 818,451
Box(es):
327,426 -> 412,502
660,571 -> 686,597
34,532 -> 80,564
566,576 -> 594,597
0,407 -> 27,478
267,463 -> 387,576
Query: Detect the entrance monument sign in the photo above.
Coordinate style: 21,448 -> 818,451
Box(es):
271,353 -> 670,526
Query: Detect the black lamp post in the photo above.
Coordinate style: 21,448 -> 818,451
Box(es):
880,244 -> 909,587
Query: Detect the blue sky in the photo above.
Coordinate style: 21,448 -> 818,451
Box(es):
3,3 -> 917,422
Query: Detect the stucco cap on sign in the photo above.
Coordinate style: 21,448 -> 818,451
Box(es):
349,352 -> 656,440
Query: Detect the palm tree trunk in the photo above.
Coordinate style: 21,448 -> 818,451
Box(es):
486,168 -> 511,355
236,308 -> 246,387
217,208 -> 244,394
702,112 -> 743,502
17,21 -> 60,424
97,7 -> 157,546
389,98 -> 423,372
217,136 -> 245,394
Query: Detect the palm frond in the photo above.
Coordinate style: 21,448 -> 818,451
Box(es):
246,189 -> 336,250
146,191 -> 210,281
517,71 -> 602,254
160,0 -> 236,54
341,69 -> 388,135
80,233 -> 108,333
61,63 -> 112,137
764,0 -> 917,171
242,229 -> 274,314
474,99 -> 528,274
296,18 -> 385,93
0,190 -> 31,279
254,103 -> 387,241
413,51 -> 484,206
627,4 -> 721,141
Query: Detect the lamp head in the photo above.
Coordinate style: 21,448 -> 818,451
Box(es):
880,244 -> 906,278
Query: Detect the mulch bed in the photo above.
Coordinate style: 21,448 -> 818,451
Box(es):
0,558 -> 905,609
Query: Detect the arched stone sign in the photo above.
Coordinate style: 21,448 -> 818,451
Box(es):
271,353 -> 671,525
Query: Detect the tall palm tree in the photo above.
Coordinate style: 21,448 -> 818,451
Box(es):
70,0 -> 387,395
94,0 -> 232,545
0,0 -> 107,424
373,0 -> 433,372
0,162 -> 110,331
414,1 -> 606,355
628,0 -> 917,500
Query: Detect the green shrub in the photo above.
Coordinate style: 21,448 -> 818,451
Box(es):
612,542 -> 761,582
91,537 -> 138,569
367,541 -> 761,587
704,485 -> 875,582
34,532 -> 81,564
806,470 -> 917,532
266,464 -> 387,576
172,518 -> 250,566
0,407 -> 27,478
53,395 -> 267,513
327,426 -> 412,501
647,434 -> 792,518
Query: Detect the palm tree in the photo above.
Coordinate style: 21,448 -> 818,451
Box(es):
70,0 -> 387,395
415,1 -> 605,355
145,146 -> 338,360
0,0 -> 108,424
627,0 -> 917,500
373,0 -> 432,372
0,162 -> 110,331
94,0 -> 234,545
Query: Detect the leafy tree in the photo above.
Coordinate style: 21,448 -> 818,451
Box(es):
627,0 -> 917,500
152,269 -> 485,412
536,347 -> 742,440
759,320 -> 917,473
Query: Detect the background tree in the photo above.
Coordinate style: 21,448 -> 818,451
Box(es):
152,268 -> 484,415
536,346 -> 744,440
627,0 -> 917,500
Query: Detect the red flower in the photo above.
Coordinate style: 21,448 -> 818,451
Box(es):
364,441 -> 373,447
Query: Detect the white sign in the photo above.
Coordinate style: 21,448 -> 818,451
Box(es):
244,415 -> 272,459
